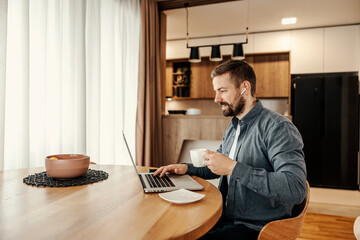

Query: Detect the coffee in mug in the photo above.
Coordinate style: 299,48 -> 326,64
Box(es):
190,148 -> 207,167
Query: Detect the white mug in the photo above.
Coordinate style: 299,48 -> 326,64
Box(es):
190,148 -> 207,167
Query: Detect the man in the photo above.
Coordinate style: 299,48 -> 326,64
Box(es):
154,60 -> 307,240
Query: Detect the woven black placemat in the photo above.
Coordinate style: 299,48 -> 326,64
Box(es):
23,169 -> 109,187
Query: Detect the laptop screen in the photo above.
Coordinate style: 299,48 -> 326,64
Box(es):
122,131 -> 141,175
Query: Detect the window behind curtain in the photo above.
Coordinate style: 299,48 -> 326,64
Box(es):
0,0 -> 140,170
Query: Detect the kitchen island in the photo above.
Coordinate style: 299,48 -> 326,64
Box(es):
162,114 -> 230,166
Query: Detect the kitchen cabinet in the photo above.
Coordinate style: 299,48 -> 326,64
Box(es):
166,52 -> 290,99
166,40 -> 189,59
162,115 -> 230,166
291,28 -> 324,74
171,62 -> 191,97
253,31 -> 291,53
324,25 -> 359,73
247,52 -> 290,98
291,25 -> 359,74
190,58 -> 220,98
166,57 -> 224,99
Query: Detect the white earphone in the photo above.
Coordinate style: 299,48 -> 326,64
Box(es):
240,88 -> 247,95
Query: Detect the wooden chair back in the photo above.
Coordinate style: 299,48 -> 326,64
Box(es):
257,181 -> 310,240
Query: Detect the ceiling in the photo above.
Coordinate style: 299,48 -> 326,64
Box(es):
163,0 -> 360,40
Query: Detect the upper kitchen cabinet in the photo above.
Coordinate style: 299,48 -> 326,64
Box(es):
166,40 -> 189,59
291,28 -> 324,74
166,57 -> 223,99
189,58 -> 219,98
253,31 -> 291,53
291,25 -> 359,74
248,52 -> 290,98
324,25 -> 359,73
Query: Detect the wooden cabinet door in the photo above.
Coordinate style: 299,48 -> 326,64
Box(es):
165,61 -> 173,97
190,56 -> 233,98
251,53 -> 290,98
190,59 -> 218,98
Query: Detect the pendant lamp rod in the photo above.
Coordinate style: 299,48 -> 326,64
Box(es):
185,3 -> 189,48
185,21 -> 248,48
185,1 -> 249,62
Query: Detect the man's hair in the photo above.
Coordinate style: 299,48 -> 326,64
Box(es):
211,60 -> 256,96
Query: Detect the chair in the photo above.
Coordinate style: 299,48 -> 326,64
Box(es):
354,216 -> 360,240
257,181 -> 310,240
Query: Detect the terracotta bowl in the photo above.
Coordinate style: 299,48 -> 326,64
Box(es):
45,154 -> 90,179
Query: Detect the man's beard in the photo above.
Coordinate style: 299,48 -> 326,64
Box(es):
219,94 -> 245,117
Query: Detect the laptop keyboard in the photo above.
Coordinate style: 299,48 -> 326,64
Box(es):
145,174 -> 175,188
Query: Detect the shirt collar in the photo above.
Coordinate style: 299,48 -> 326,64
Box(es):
231,100 -> 263,128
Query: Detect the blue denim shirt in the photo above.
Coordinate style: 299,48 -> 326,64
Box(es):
186,100 -> 307,231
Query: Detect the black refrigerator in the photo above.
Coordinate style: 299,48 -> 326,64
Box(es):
291,72 -> 360,190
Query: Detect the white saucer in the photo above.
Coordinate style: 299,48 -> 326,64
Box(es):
159,189 -> 205,204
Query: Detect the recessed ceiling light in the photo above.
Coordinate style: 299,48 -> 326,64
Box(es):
282,17 -> 297,25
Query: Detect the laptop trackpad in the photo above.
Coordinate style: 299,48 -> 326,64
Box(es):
169,174 -> 201,188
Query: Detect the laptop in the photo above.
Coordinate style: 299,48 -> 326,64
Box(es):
122,132 -> 204,193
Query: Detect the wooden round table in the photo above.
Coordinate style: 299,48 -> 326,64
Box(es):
0,165 -> 222,240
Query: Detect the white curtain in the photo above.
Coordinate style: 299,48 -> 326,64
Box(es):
0,0 -> 7,171
0,0 -> 139,170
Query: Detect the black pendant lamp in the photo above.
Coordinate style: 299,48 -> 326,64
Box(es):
189,47 -> 201,63
232,43 -> 245,60
210,45 -> 222,61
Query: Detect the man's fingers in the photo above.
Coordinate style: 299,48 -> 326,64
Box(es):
204,158 -> 210,166
160,168 -> 167,177
203,150 -> 215,159
154,166 -> 169,177
153,167 -> 164,176
154,164 -> 186,177
160,166 -> 173,177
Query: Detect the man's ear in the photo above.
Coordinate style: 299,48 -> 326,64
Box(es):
242,81 -> 251,93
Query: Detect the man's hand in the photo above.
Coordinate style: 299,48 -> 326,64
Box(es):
153,164 -> 188,177
203,150 -> 236,175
